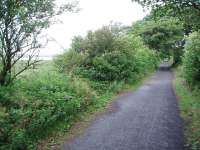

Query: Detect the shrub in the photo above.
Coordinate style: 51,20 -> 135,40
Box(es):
135,47 -> 159,76
81,35 -> 158,83
54,50 -> 85,73
183,31 -> 200,87
0,67 -> 96,150
54,25 -> 159,87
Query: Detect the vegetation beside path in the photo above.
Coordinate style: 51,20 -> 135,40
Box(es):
173,30 -> 200,150
174,68 -> 200,150
0,25 -> 159,150
1,0 -> 200,149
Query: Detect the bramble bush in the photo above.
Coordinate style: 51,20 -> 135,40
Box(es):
183,31 -> 200,88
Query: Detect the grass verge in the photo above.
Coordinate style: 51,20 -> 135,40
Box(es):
173,68 -> 200,150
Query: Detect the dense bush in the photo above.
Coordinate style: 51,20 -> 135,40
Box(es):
183,31 -> 200,87
70,24 -> 122,56
53,27 -> 159,96
81,35 -> 136,81
81,35 -> 158,83
0,67 -> 96,150
54,25 -> 159,94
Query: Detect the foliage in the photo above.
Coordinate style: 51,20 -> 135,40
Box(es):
0,66 -> 96,150
71,36 -> 85,53
133,0 -> 200,8
0,22 -> 160,149
56,24 -> 159,85
182,31 -> 200,87
81,35 -> 158,82
54,49 -> 85,73
132,0 -> 200,33
132,17 -> 184,64
81,35 -> 135,81
0,0 -> 77,86
174,68 -> 200,150
69,23 -> 124,56
134,44 -> 158,74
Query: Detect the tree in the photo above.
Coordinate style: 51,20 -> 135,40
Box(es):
71,36 -> 85,53
133,0 -> 200,11
0,0 -> 77,86
132,18 -> 184,64
132,0 -> 200,32
70,24 -> 121,59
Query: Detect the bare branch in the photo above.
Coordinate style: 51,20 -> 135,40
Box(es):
10,59 -> 41,83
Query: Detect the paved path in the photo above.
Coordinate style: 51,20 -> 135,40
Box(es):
62,64 -> 185,150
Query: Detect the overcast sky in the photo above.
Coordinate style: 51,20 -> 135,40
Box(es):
40,0 -> 149,57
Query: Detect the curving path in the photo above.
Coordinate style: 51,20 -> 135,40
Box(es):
62,64 -> 185,150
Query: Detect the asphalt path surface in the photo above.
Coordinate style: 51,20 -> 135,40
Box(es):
62,64 -> 185,150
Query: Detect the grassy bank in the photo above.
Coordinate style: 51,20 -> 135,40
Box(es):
174,68 -> 200,150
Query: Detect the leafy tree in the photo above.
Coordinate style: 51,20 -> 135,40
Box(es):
132,18 -> 184,64
71,23 -> 125,57
0,0 -> 77,86
133,0 -> 200,11
132,0 -> 200,32
83,27 -> 117,58
70,29 -> 113,56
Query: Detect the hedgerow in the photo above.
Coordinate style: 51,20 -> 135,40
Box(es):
182,31 -> 200,88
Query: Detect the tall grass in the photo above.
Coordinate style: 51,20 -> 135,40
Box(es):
174,67 -> 200,150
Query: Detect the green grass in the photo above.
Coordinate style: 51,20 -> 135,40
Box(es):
174,67 -> 200,150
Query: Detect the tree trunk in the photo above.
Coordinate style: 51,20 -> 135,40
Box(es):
0,56 -> 12,86
0,69 -> 7,86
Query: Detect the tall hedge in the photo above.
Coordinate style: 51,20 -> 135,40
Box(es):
183,31 -> 200,87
